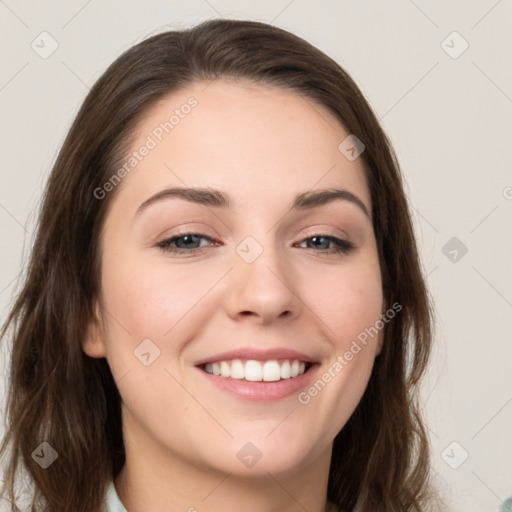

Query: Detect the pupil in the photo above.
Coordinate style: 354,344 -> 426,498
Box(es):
180,235 -> 198,248
312,236 -> 327,249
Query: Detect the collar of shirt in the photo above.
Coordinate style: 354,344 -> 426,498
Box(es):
104,480 -> 127,512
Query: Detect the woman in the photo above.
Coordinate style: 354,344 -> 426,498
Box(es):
0,19 -> 438,511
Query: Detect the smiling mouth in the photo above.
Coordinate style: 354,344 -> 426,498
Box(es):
198,358 -> 313,382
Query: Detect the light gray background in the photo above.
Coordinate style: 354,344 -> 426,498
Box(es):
1,1 -> 511,511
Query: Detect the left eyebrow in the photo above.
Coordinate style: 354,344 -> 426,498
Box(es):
291,188 -> 370,218
135,186 -> 371,219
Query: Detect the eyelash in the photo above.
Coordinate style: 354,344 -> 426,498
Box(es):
156,232 -> 355,256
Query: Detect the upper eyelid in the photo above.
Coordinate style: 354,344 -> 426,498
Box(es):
162,222 -> 352,238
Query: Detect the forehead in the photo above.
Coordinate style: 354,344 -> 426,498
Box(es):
117,78 -> 370,214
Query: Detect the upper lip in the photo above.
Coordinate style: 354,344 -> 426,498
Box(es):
194,348 -> 319,366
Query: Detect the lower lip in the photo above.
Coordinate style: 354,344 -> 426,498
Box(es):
195,364 -> 320,402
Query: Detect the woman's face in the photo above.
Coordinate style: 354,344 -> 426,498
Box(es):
84,79 -> 384,478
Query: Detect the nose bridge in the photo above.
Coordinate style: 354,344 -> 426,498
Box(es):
225,231 -> 300,323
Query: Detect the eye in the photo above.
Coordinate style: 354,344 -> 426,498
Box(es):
156,232 -> 216,255
156,232 -> 355,257
296,235 -> 355,255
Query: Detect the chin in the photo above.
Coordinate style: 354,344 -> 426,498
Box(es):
195,437 -> 318,478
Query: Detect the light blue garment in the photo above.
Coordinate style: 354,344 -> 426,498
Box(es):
104,480 -> 127,512
102,480 -> 512,512
501,496 -> 512,512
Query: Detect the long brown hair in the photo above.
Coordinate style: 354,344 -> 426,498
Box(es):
0,19 -> 437,511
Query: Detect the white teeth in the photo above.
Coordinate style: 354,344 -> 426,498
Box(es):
245,360 -> 263,381
262,361 -> 281,382
202,358 -> 308,381
220,361 -> 230,377
230,359 -> 245,379
280,360 -> 291,379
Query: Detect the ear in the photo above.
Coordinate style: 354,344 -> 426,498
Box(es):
82,300 -> 107,358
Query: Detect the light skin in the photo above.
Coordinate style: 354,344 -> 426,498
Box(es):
83,78 -> 384,512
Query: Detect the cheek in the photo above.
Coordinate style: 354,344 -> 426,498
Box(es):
297,254 -> 383,421
99,249 -> 218,381
101,250 -> 210,335
297,293 -> 382,445
311,256 -> 384,349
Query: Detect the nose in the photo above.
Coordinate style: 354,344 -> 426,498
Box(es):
223,240 -> 302,326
